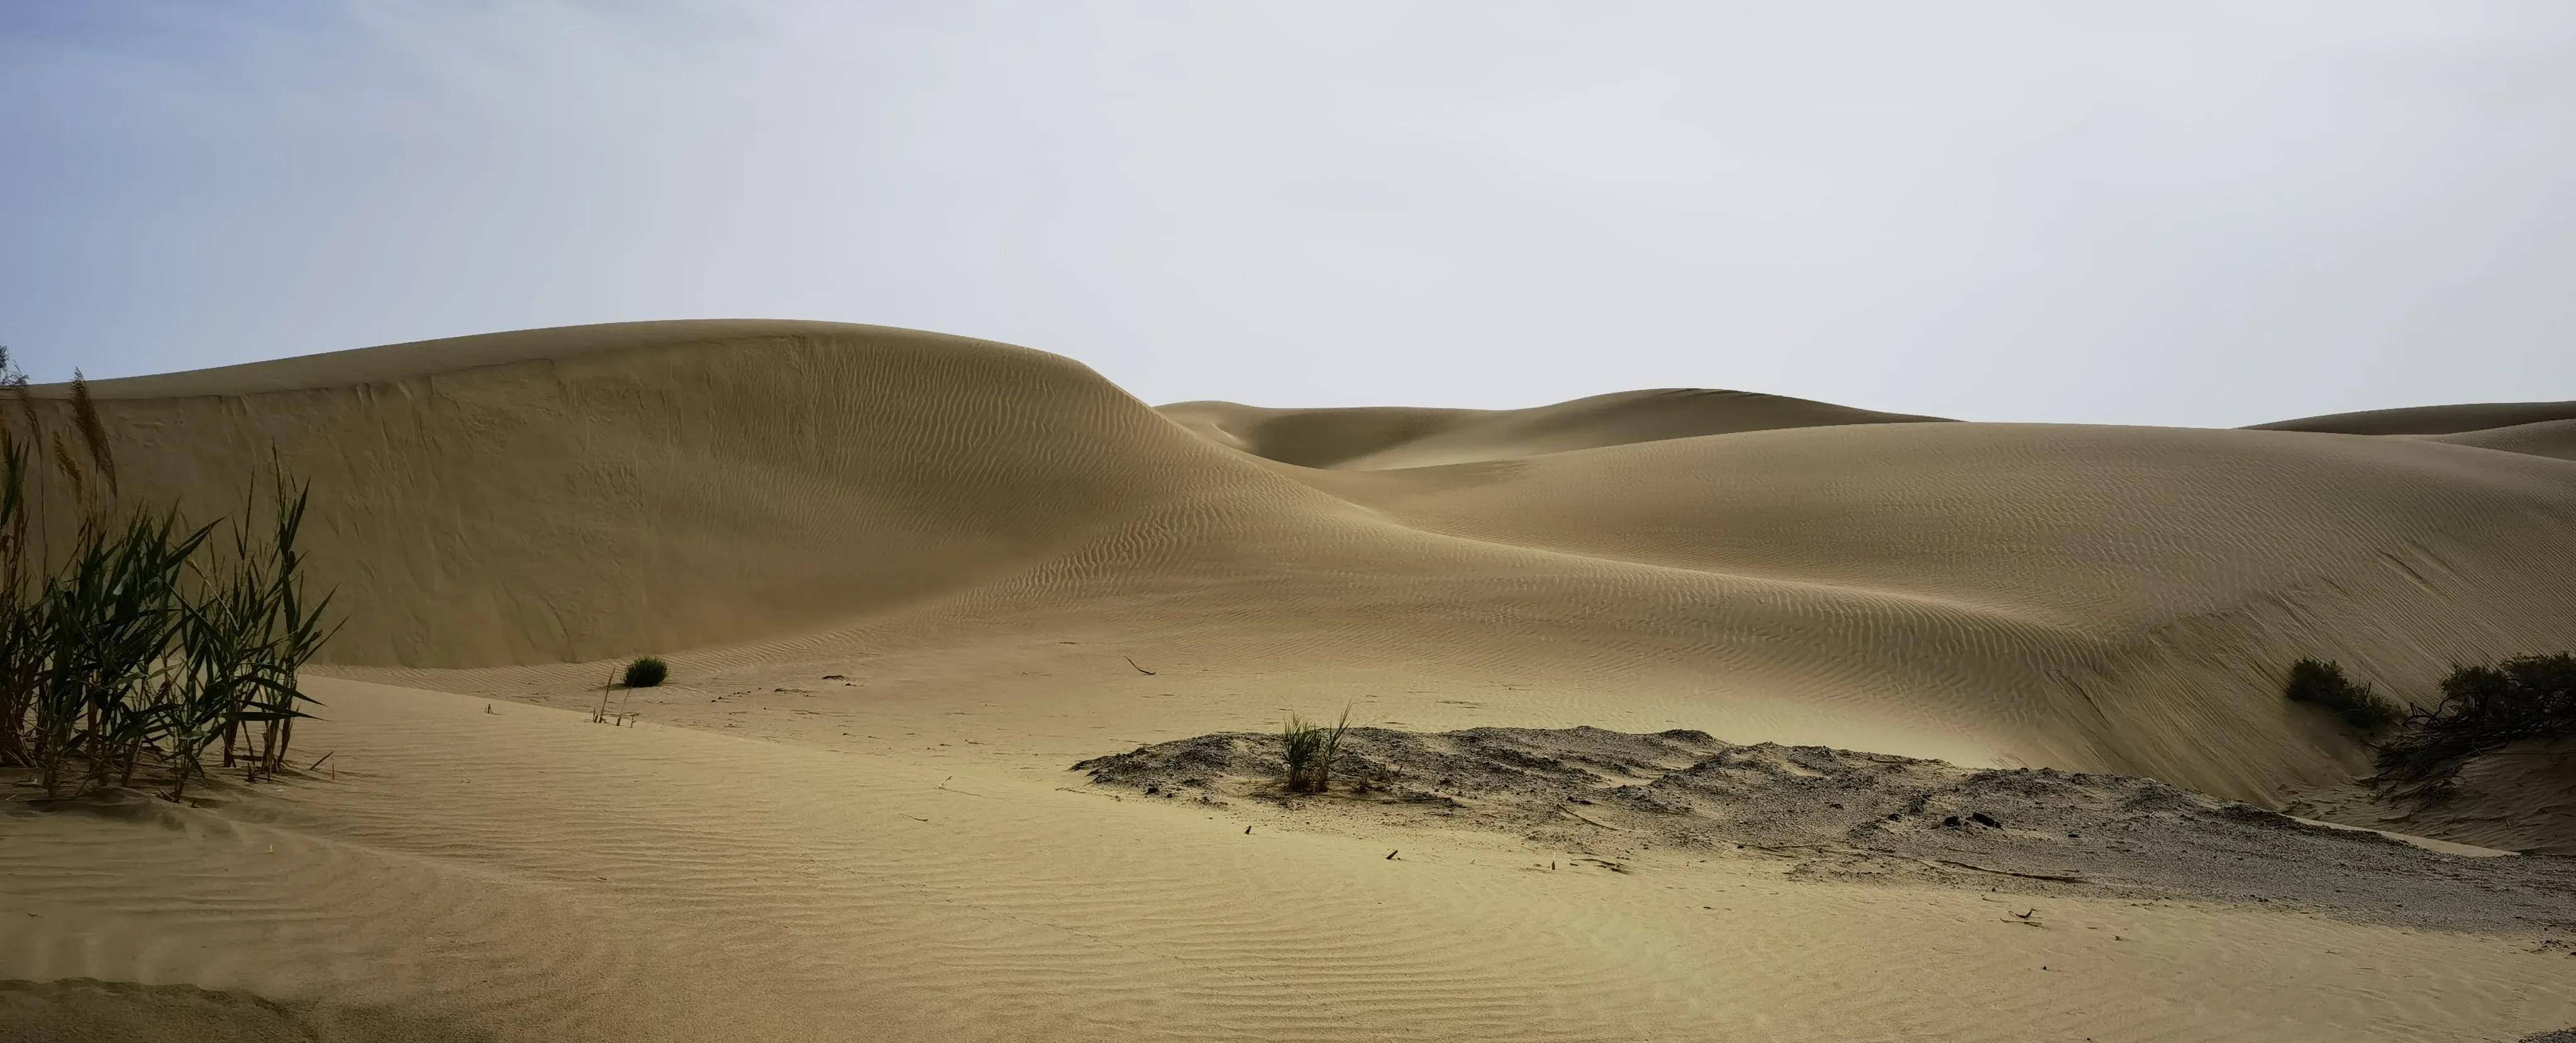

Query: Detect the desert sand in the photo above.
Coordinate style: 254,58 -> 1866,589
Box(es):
5,320 -> 2573,1041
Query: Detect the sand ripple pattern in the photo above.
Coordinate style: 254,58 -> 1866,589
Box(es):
8,682 -> 2570,1042
39,320 -> 2576,806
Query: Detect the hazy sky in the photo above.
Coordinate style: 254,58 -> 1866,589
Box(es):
4,3 -> 2570,425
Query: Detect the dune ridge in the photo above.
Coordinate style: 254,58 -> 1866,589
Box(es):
1160,388 -> 1950,469
33,321 -> 1277,666
2248,400 -> 2576,436
30,321 -> 2576,813
2415,418 -> 2576,462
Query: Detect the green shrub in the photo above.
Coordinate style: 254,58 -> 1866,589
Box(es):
622,657 -> 669,688
2284,657 -> 2403,733
2375,652 -> 2576,788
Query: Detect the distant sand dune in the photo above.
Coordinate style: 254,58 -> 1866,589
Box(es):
2248,399 -> 2576,435
1162,388 -> 1949,469
31,321 -> 2576,812
2414,418 -> 2576,462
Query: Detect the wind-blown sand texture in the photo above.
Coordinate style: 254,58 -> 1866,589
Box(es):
7,321 -> 2574,1040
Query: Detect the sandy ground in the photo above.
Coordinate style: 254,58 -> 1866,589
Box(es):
7,680 -> 2574,1042
6,320 -> 2575,1040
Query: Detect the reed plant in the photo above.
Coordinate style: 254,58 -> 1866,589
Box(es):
0,348 -> 343,801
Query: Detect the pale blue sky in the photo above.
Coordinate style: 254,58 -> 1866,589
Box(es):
5,2 -> 2571,425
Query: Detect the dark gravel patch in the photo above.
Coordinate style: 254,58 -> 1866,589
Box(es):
1078,725 -> 2576,932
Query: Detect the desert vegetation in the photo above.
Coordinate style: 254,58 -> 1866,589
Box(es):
0,349 -> 340,801
2282,657 -> 2404,732
591,659 -> 648,726
2287,651 -> 2576,798
623,655 -> 669,688
1279,707 -> 1352,793
2375,652 -> 2576,791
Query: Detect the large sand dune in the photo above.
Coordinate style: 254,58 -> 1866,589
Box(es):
11,320 -> 2575,1040
33,320 -> 2576,805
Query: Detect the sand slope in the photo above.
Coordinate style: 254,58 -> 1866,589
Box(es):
2289,738 -> 2576,856
31,321 -> 2576,813
36,321 -> 1266,666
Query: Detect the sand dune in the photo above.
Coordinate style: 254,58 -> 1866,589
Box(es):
2415,418 -> 2576,462
11,320 -> 2575,1040
36,321 -> 2574,805
1160,388 -> 1950,469
2250,401 -> 2576,462
2250,400 -> 2576,436
37,321 -> 1269,666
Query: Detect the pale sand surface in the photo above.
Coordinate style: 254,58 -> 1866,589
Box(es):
7,320 -> 2575,1039
6,681 -> 2573,1042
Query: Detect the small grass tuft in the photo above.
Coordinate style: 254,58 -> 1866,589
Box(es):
622,656 -> 669,689
1280,706 -> 1353,793
2284,657 -> 2403,733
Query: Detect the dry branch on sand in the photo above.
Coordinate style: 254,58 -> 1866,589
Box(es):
2282,651 -> 2576,801
592,662 -> 645,727
2372,652 -> 2576,796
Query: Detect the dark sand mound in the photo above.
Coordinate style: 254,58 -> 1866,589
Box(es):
2249,401 -> 2576,435
1079,726 -> 2576,930
0,979 -> 487,1043
2419,418 -> 2576,462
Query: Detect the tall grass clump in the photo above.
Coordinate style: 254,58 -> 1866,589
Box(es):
622,656 -> 668,688
2283,657 -> 2404,733
0,348 -> 343,801
1280,706 -> 1352,793
2375,652 -> 2576,791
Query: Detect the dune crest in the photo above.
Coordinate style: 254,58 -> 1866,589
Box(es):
2249,400 -> 2576,436
1160,388 -> 1949,469
35,321 -> 1277,666
30,321 -> 2576,815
